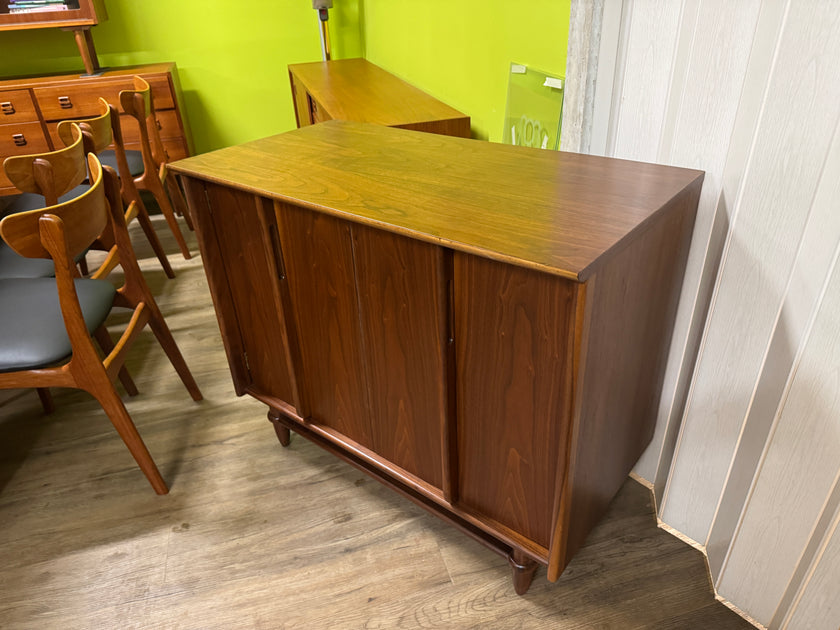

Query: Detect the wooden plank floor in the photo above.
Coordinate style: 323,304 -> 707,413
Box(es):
0,215 -> 756,629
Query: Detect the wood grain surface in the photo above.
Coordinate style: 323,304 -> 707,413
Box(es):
353,223 -> 448,490
288,59 -> 469,135
0,215 -> 754,629
454,252 -> 575,549
0,216 -> 751,629
275,202 -> 373,448
169,121 -> 704,281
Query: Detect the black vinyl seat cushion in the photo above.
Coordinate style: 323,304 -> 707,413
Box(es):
0,185 -> 93,280
0,277 -> 116,372
0,242 -> 55,279
99,149 -> 145,177
2,184 -> 90,216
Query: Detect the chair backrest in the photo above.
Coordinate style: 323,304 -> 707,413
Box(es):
0,153 -> 107,265
119,76 -> 168,167
57,97 -> 113,155
2,123 -> 86,206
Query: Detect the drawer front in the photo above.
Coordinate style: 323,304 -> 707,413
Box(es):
0,89 -> 39,124
120,137 -> 188,164
46,110 -> 183,149
33,75 -> 175,121
0,121 -> 51,156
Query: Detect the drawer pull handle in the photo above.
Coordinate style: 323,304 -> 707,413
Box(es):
12,133 -> 27,147
1,101 -> 15,115
58,96 -> 73,109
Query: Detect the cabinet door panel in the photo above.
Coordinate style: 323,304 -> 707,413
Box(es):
353,224 -> 447,490
202,183 -> 297,405
454,253 -> 575,547
276,203 -> 372,448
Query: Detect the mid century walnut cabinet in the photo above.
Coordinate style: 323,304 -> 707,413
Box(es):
171,121 -> 704,594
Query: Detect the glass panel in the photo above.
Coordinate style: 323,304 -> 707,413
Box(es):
502,63 -> 565,151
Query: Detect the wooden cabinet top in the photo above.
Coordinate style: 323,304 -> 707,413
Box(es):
288,58 -> 468,129
0,62 -> 175,89
170,121 -> 703,281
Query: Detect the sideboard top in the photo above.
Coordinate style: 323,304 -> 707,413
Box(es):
288,58 -> 467,128
170,121 -> 704,281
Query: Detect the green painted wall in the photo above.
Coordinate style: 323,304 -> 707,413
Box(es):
0,1 -> 363,153
361,0 -> 571,141
0,1 -> 570,151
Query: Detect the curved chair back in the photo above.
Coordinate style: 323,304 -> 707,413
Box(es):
3,123 -> 85,206
0,154 -> 106,264
119,76 -> 167,167
57,97 -> 113,155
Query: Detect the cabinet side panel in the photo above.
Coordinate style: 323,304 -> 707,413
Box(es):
276,203 -> 373,448
201,182 -> 296,405
561,187 -> 699,569
353,224 -> 447,490
181,177 -> 249,395
454,253 -> 576,548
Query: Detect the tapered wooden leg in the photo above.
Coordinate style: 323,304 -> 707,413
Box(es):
94,326 -> 138,396
139,175 -> 191,259
144,305 -> 202,401
508,549 -> 538,595
267,408 -> 291,447
90,383 -> 168,494
166,172 -> 194,231
134,195 -> 175,278
36,388 -> 55,414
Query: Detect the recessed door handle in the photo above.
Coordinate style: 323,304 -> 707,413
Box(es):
12,133 -> 27,147
1,101 -> 15,115
58,96 -> 73,109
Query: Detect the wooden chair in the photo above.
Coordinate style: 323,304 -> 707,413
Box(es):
57,97 -> 175,279
0,152 -> 202,494
100,76 -> 193,260
0,124 -> 87,281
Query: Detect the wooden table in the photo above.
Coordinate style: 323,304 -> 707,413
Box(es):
289,58 -> 470,138
170,121 -> 704,594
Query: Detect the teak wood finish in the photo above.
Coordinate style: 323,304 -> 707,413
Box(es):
0,63 -> 191,195
0,152 -> 202,494
288,58 -> 471,138
56,97 -> 174,278
118,76 -> 193,260
170,121 -> 704,594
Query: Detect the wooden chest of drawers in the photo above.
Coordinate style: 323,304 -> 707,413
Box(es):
0,62 -> 191,195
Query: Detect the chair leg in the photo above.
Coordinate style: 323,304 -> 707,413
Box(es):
140,175 -> 191,260
90,382 -> 168,494
134,195 -> 176,279
144,303 -> 202,402
165,172 -> 194,232
93,326 -> 138,396
36,388 -> 55,414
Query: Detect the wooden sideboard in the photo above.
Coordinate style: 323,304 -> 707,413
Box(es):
171,121 -> 704,594
0,62 -> 191,195
288,58 -> 470,138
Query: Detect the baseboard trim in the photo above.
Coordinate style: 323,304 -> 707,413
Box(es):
627,472 -> 766,630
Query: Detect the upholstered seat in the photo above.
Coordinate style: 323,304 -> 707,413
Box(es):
0,277 -> 115,372
0,242 -> 56,279
0,151 -> 202,494
98,148 -> 144,178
